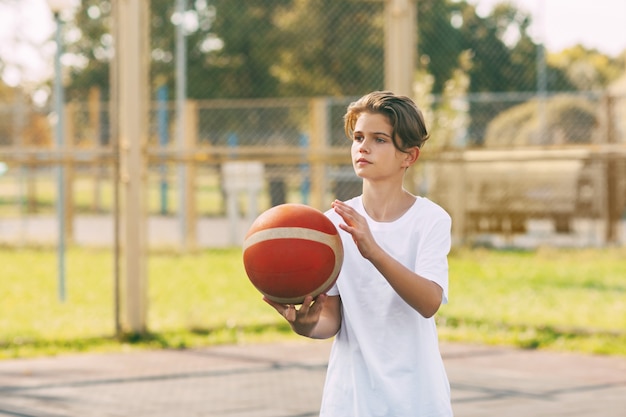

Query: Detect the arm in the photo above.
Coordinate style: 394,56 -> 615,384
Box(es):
332,200 -> 443,318
264,294 -> 342,339
367,248 -> 443,318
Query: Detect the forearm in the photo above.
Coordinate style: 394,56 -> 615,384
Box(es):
306,316 -> 341,339
368,247 -> 443,318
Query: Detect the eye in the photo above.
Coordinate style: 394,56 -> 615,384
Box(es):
375,136 -> 387,143
353,134 -> 364,142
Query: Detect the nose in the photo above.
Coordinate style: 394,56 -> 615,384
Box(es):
357,139 -> 369,153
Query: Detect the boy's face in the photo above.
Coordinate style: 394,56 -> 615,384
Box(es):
350,112 -> 416,182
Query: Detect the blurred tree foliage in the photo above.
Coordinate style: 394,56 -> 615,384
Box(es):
270,0 -> 384,97
549,45 -> 625,91
62,0 -> 623,102
0,84 -> 51,146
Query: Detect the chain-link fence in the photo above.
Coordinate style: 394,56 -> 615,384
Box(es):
1,92 -> 625,248
1,0 -> 626,361
1,0 -> 626,249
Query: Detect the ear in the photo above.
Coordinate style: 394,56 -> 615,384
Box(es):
401,146 -> 420,168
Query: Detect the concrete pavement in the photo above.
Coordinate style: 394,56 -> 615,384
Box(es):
2,215 -> 624,249
1,340 -> 625,417
0,215 -> 258,249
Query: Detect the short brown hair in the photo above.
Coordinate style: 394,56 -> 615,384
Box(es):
344,91 -> 430,151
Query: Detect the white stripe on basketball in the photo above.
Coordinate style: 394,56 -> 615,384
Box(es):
243,226 -> 344,304
243,227 -> 338,250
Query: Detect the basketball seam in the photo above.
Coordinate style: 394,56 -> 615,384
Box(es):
243,227 -> 339,250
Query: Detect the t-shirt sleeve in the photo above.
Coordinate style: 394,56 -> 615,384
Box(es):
414,215 -> 451,304
326,281 -> 340,296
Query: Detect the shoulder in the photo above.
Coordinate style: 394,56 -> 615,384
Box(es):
413,197 -> 451,222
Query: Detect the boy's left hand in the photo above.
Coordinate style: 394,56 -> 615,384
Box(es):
332,199 -> 379,260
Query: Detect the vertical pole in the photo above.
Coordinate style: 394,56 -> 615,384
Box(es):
450,156 -> 467,245
53,11 -> 66,303
157,85 -> 169,215
64,102 -> 75,243
385,0 -> 418,194
13,89 -> 27,244
535,1 -> 548,144
176,0 -> 189,249
299,133 -> 310,205
384,0 -> 416,97
309,98 -> 329,211
114,0 -> 149,333
88,87 -> 103,212
110,0 -> 121,336
604,95 -> 618,244
183,100 -> 197,249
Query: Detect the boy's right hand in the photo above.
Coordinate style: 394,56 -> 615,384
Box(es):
263,294 -> 328,337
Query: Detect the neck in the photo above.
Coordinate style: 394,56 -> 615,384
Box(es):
361,183 -> 415,222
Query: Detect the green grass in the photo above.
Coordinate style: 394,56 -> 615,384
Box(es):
1,246 -> 625,359
0,246 -> 299,358
440,247 -> 626,354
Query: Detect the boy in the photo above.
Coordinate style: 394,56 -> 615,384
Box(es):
266,91 -> 453,416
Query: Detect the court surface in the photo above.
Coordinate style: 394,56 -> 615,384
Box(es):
1,340 -> 625,417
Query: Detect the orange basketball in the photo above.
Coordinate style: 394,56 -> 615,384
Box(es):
243,203 -> 343,304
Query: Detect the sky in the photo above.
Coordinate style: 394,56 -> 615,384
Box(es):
471,0 -> 626,55
0,0 -> 625,90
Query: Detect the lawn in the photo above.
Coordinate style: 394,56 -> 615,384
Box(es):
441,247 -> 626,354
0,246 -> 624,358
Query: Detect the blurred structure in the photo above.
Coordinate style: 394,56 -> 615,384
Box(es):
0,0 -> 625,250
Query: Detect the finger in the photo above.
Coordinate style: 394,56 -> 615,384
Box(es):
336,207 -> 360,227
284,304 -> 296,321
263,296 -> 282,310
332,200 -> 348,215
303,295 -> 314,307
334,199 -> 355,214
262,296 -> 276,308
335,209 -> 353,227
297,296 -> 314,315
309,293 -> 327,314
314,293 -> 328,303
338,223 -> 358,240
263,297 -> 291,317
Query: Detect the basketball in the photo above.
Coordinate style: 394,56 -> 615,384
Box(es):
242,203 -> 344,304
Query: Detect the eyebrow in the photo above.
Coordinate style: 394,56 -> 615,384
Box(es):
354,130 -> 392,138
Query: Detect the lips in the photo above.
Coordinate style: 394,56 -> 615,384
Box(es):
355,158 -> 371,165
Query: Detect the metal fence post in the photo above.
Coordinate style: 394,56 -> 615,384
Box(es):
113,0 -> 150,334
183,100 -> 198,250
384,0 -> 416,97
309,98 -> 329,211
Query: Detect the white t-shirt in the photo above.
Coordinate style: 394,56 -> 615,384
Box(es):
321,196 -> 453,417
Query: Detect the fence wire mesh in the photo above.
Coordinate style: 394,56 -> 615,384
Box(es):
1,0 -> 626,379
0,0 -> 625,249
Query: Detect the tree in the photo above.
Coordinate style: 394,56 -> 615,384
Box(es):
189,0 -> 294,99
417,0 -> 464,94
62,0 -> 620,103
64,0 -> 113,100
270,0 -> 384,96
64,0 -> 301,101
548,45 -> 625,91
0,82 -> 51,147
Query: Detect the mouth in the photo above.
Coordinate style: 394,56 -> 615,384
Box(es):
355,158 -> 370,165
